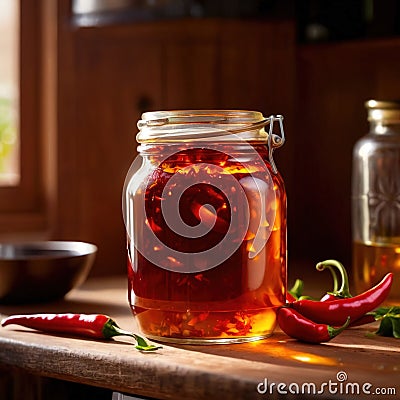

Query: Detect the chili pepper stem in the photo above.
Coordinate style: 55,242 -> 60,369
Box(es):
316,260 -> 352,298
103,319 -> 161,351
327,316 -> 350,338
319,264 -> 339,293
288,279 -> 304,300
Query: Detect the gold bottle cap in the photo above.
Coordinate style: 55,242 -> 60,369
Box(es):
366,100 -> 400,122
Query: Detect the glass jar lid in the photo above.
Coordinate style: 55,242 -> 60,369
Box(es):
136,110 -> 285,174
136,110 -> 284,144
366,100 -> 400,122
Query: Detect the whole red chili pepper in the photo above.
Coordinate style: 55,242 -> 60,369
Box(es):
277,307 -> 350,343
290,273 -> 393,326
1,313 -> 160,351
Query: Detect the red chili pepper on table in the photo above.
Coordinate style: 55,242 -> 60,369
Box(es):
1,313 -> 161,351
290,273 -> 393,326
277,307 -> 350,344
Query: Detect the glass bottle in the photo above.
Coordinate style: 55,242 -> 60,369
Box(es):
123,110 -> 287,344
352,100 -> 400,303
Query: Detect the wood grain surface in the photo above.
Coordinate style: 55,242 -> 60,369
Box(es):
0,277 -> 399,400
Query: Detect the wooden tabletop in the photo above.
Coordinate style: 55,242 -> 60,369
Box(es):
0,276 -> 399,400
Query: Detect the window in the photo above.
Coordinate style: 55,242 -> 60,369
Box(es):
0,0 -> 19,186
0,0 -> 54,235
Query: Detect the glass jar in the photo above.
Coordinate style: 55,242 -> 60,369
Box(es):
123,110 -> 287,344
352,100 -> 400,303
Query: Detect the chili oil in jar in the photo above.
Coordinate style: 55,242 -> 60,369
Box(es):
123,110 -> 287,344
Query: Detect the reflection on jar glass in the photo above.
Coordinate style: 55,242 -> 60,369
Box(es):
123,110 -> 287,344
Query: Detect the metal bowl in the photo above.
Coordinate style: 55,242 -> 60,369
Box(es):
0,241 -> 97,304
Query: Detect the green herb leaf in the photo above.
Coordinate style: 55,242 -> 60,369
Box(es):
392,318 -> 400,338
376,315 -> 394,337
371,306 -> 398,317
371,307 -> 400,338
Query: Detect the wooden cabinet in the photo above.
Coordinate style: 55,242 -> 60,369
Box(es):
293,38 -> 400,275
48,5 -> 400,280
55,18 -> 296,276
